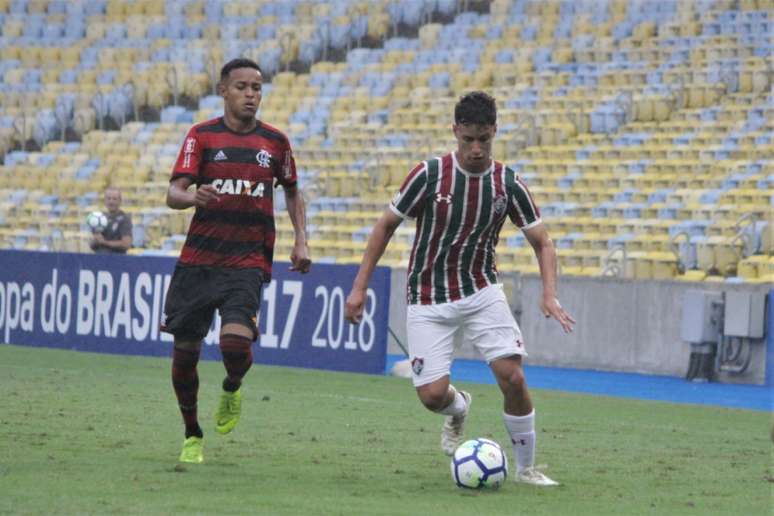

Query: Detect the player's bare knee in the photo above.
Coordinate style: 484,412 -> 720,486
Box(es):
416,384 -> 448,411
421,394 -> 447,412
506,367 -> 526,393
220,321 -> 255,341
174,338 -> 202,352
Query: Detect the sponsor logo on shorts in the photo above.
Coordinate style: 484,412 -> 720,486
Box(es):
515,338 -> 523,348
411,357 -> 424,375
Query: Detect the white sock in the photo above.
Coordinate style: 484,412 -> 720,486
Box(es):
438,386 -> 467,416
503,410 -> 535,473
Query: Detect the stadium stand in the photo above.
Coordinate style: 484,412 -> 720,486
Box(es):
0,0 -> 771,283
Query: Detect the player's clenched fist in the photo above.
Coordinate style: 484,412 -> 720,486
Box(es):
194,184 -> 220,208
345,289 -> 365,324
289,242 -> 311,273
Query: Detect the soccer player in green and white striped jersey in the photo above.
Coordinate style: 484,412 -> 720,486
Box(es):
345,92 -> 575,486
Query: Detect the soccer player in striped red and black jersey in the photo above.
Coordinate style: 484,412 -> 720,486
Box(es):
162,58 -> 311,464
345,92 -> 575,486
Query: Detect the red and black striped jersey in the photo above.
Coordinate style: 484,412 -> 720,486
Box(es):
390,152 -> 541,305
171,117 -> 297,276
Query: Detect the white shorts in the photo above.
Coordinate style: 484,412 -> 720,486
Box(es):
406,284 -> 526,387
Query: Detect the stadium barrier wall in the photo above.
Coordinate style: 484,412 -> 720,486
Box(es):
387,270 -> 771,385
0,250 -> 390,375
767,289 -> 774,387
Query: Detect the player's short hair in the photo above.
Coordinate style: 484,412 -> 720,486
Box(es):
220,58 -> 262,82
454,91 -> 497,126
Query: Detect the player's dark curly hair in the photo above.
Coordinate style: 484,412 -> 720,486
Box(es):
454,91 -> 497,126
220,58 -> 262,81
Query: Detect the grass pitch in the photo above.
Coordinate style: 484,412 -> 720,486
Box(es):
0,344 -> 771,515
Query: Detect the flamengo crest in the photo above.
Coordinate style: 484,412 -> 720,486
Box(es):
256,149 -> 272,167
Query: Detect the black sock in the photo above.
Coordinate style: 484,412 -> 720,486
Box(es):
172,347 -> 201,439
185,421 -> 203,439
222,377 -> 241,392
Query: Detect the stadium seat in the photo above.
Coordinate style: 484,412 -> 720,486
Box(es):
0,0 -> 769,285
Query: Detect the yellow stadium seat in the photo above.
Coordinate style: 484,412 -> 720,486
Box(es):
736,255 -> 768,279
419,24 -> 441,48
696,236 -> 745,276
2,19 -> 23,38
675,269 -> 707,281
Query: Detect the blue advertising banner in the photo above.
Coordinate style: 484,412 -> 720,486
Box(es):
0,250 -> 390,375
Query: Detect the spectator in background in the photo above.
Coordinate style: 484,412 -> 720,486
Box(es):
90,187 -> 132,254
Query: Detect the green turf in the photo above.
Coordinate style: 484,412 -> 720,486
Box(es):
0,344 -> 771,515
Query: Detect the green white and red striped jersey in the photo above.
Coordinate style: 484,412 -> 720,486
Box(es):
389,152 -> 541,305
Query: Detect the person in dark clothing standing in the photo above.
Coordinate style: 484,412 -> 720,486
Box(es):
90,187 -> 132,254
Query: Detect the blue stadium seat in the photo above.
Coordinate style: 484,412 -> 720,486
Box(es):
84,0 -> 106,15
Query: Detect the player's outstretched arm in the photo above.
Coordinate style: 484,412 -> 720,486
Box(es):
284,185 -> 311,273
524,223 -> 576,333
345,208 -> 403,324
166,177 -> 219,210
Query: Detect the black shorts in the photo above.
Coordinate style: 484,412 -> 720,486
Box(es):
162,265 -> 266,341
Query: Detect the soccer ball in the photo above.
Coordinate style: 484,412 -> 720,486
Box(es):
85,211 -> 108,232
450,438 -> 508,489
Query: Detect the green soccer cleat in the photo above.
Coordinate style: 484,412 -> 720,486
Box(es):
215,388 -> 242,435
179,436 -> 203,464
